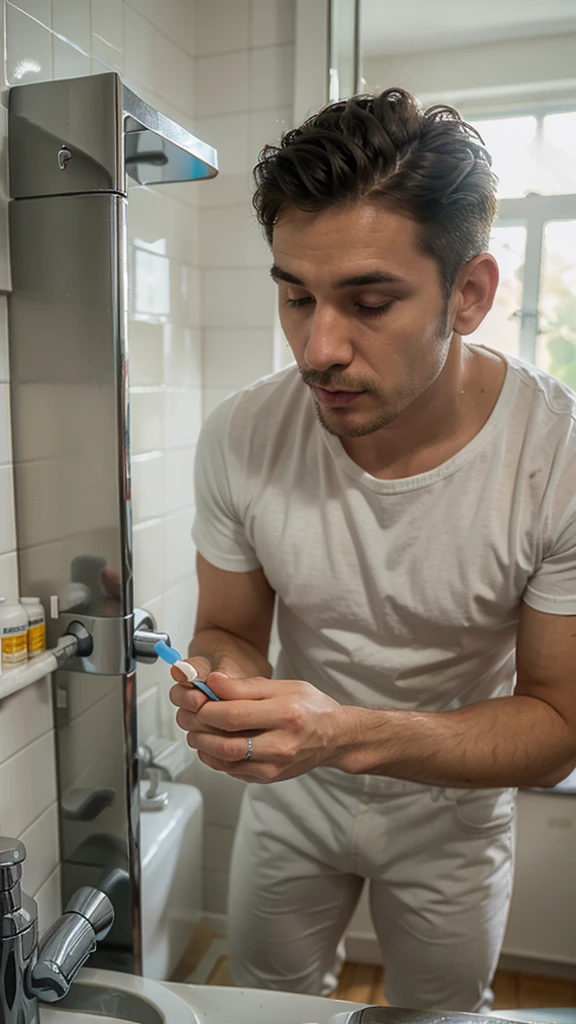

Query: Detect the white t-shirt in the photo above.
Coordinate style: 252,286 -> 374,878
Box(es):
192,349 -> 576,713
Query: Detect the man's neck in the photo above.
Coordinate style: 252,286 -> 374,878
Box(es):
340,338 -> 507,480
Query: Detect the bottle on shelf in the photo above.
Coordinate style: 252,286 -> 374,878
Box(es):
0,597 -> 29,672
21,597 -> 46,659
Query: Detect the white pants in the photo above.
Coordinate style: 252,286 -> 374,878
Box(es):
227,767 -> 515,1013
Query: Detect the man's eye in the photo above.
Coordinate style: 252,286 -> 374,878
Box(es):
356,301 -> 394,318
286,296 -> 315,308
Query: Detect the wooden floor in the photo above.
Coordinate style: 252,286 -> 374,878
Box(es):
332,962 -> 576,1010
172,925 -> 576,1010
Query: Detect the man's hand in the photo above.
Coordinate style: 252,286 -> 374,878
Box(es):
169,672 -> 355,783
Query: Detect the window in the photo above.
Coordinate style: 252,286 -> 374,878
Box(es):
467,109 -> 576,389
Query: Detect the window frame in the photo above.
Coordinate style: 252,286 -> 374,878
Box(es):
495,194 -> 576,364
468,103 -> 576,367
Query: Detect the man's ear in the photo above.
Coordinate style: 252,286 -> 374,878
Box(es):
450,253 -> 499,336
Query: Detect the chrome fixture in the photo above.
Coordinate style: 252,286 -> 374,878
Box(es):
138,743 -> 170,812
0,837 -> 114,1024
7,72 -> 218,974
133,608 -> 171,665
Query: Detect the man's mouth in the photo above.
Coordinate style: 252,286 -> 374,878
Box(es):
313,386 -> 366,406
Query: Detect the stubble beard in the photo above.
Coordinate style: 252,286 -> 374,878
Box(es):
304,315 -> 453,440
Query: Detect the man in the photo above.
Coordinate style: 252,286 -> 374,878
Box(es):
170,88 -> 576,1011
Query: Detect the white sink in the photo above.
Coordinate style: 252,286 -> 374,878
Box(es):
40,968 -> 200,1024
42,1013 -> 118,1024
163,979 -> 364,1023
39,966 -> 365,1024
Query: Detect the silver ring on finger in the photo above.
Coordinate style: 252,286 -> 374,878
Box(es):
244,736 -> 253,761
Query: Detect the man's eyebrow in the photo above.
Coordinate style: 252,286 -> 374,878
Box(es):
270,265 -> 304,285
270,265 -> 409,288
338,271 -> 409,288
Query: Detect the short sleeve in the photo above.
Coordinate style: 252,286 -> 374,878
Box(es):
192,396 -> 261,573
523,498 -> 576,615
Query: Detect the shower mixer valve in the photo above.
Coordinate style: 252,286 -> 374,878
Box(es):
51,607 -> 170,674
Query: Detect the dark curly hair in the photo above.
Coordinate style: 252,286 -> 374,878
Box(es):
253,88 -> 498,298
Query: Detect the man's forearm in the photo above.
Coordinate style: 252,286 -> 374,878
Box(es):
187,627 -> 272,680
331,695 -> 576,789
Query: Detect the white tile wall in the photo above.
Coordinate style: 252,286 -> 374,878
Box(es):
52,0 -> 90,53
195,51 -> 249,118
198,202 -> 269,267
193,0 -> 250,57
202,267 -> 277,328
5,4 -> 53,85
126,0 -> 195,55
52,35 -> 90,78
190,0 -> 296,916
250,43 -> 294,110
0,731 -> 57,837
0,0 -> 296,934
10,0 -> 50,29
0,382 -> 12,463
91,0 -> 124,72
203,328 -> 274,388
0,677 -> 53,762
251,0 -> 295,47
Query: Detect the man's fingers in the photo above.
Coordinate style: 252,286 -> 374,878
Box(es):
170,665 -> 191,684
185,729 -> 255,763
176,708 -> 254,737
169,682 -> 207,713
197,695 -> 292,732
196,750 -> 260,782
204,672 -> 284,701
185,725 -> 295,765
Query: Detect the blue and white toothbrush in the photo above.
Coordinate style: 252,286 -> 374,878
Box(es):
154,640 -> 221,701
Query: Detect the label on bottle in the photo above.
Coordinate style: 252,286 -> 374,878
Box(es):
2,630 -> 28,666
28,622 -> 46,656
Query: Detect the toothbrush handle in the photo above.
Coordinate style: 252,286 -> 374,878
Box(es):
193,680 -> 220,702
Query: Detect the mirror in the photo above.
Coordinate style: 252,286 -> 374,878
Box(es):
359,0 -> 576,383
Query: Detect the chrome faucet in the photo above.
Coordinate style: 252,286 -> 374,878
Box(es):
0,837 -> 114,1024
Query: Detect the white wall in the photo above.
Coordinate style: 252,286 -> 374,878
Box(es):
195,0 -> 295,418
181,0 -> 297,928
362,32 -> 576,116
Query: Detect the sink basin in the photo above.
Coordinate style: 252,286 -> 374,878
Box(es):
40,968 -> 200,1024
42,1013 -> 122,1024
39,965 -> 364,1024
162,979 -> 364,1023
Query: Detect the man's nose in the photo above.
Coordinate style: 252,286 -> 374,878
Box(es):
304,304 -> 353,370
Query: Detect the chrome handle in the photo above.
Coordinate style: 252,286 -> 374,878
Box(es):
29,887 -> 114,1002
133,607 -> 170,663
0,837 -> 25,892
63,886 -> 114,941
133,628 -> 171,663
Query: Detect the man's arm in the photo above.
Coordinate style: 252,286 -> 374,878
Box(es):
178,601 -> 576,789
331,600 -> 576,787
171,551 -> 275,693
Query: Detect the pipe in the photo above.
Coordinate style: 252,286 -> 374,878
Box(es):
0,635 -> 78,703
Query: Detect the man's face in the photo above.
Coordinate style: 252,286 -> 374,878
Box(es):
271,201 -> 454,439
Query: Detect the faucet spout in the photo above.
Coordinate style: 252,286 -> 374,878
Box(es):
29,888 -> 114,1003
1,838 -> 114,1023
